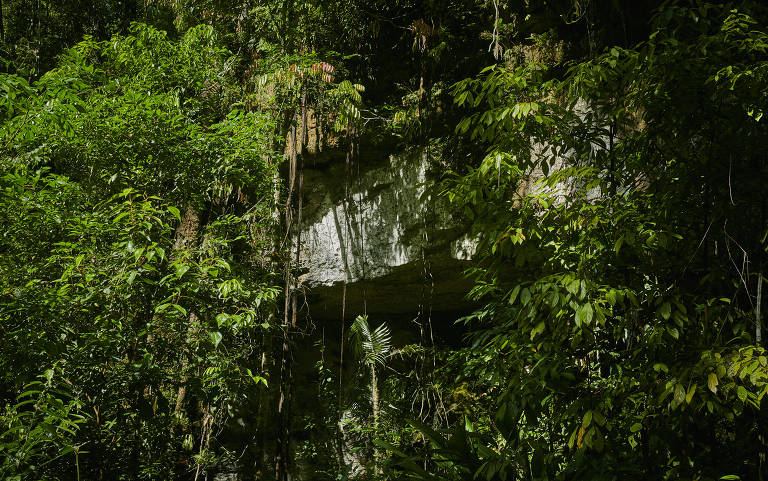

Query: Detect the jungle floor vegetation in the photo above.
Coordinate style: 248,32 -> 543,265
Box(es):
1,1 -> 768,480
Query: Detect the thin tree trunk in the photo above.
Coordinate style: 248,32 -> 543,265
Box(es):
172,207 -> 201,429
0,0 -> 5,45
609,120 -> 616,197
371,364 -> 380,475
280,0 -> 294,53
371,365 -> 379,427
757,272 -> 762,346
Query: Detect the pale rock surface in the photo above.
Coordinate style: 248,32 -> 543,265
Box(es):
298,149 -> 477,321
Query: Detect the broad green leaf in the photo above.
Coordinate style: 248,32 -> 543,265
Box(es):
575,303 -> 593,327
508,285 -> 521,305
209,331 -> 223,348
685,384 -> 696,404
667,326 -> 680,339
168,205 -> 181,222
520,288 -> 531,306
567,427 -> 578,449
531,321 -> 545,340
659,302 -> 671,320
737,385 -> 748,402
674,383 -> 685,406
708,373 -> 719,393
614,236 -> 624,253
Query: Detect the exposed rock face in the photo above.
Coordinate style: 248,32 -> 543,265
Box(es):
298,149 -> 478,322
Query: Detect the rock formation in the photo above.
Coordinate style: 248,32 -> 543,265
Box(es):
298,147 -> 478,323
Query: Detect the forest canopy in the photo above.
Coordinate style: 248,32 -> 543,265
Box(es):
1,1 -> 768,480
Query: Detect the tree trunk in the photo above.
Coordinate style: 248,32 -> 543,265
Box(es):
0,0 -> 5,45
275,341 -> 292,481
371,365 -> 379,428
172,206 -> 201,418
371,364 -> 380,475
757,272 -> 763,346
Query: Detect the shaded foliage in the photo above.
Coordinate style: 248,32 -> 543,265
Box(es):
1,23 -> 280,479
3,1 -> 768,481
384,2 -> 768,480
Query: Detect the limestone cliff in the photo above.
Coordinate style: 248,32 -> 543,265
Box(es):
297,148 -> 478,322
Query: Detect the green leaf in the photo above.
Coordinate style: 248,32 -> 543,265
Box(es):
575,303 -> 593,327
708,373 -> 719,393
630,422 -> 642,433
508,285 -> 521,305
567,427 -> 578,449
737,385 -> 748,402
209,331 -> 223,348
653,363 -> 669,373
685,384 -> 696,404
673,383 -> 686,406
175,263 -> 189,279
520,288 -> 531,306
666,326 -> 680,339
155,303 -> 170,313
246,368 -> 268,387
659,302 -> 671,320
168,205 -> 181,222
531,321 -> 545,340
614,235 -> 624,253
566,279 -> 580,295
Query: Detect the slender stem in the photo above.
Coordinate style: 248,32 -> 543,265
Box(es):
0,0 -> 5,45
757,272 -> 762,346
75,446 -> 80,481
371,364 -> 380,475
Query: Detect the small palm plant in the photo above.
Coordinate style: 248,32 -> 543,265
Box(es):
348,315 -> 391,474
348,315 -> 392,429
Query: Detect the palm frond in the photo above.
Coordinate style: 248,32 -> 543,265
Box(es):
349,315 -> 392,366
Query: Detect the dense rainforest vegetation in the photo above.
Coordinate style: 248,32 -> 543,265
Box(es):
2,1 -> 768,480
